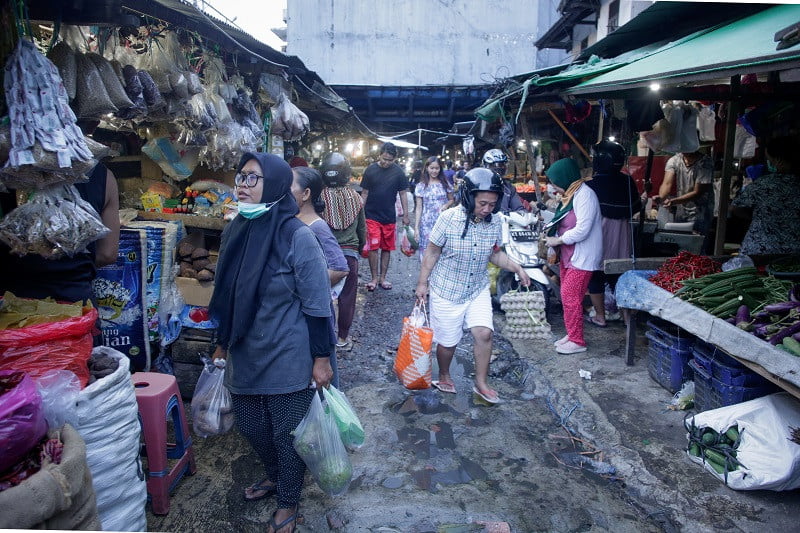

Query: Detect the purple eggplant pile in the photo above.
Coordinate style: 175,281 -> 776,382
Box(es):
731,286 -> 800,355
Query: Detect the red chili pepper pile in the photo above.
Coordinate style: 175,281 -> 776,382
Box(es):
648,251 -> 722,292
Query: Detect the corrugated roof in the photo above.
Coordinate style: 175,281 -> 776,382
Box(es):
568,4 -> 800,95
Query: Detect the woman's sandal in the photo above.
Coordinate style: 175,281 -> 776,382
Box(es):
267,507 -> 299,533
243,479 -> 276,501
365,280 -> 377,292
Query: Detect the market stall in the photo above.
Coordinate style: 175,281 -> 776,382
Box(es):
615,266 -> 800,399
0,0 -> 362,524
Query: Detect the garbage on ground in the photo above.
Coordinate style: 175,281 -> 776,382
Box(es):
578,369 -> 592,380
669,381 -> 695,410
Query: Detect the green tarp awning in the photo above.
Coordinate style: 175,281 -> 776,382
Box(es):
567,4 -> 800,95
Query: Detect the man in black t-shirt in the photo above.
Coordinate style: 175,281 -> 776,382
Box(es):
360,142 -> 409,291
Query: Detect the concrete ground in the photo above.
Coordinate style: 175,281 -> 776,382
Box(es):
147,251 -> 800,532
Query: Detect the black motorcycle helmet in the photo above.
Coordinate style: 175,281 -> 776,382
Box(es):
459,168 -> 503,237
319,152 -> 352,187
591,140 -> 626,174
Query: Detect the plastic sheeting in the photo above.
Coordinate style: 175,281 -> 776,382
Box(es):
616,270 -> 800,389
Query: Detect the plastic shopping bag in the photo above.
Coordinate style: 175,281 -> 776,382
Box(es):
190,359 -> 235,437
400,225 -> 419,257
0,370 -> 47,473
0,305 -> 97,388
324,385 -> 365,450
394,303 -> 433,389
293,390 -> 353,496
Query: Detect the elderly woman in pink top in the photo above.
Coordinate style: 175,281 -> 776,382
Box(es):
544,158 -> 604,354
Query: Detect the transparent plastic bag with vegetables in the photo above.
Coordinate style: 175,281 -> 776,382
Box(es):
324,385 -> 365,451
292,390 -> 353,496
190,358 -> 234,438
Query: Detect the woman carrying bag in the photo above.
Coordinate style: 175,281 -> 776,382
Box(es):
209,152 -> 333,533
415,168 -> 530,404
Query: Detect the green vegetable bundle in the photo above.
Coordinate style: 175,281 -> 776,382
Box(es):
676,268 -> 792,319
686,418 -> 745,480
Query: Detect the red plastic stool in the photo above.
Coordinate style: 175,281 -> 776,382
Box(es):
132,372 -> 196,515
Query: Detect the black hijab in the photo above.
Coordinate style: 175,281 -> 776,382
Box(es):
209,152 -> 304,347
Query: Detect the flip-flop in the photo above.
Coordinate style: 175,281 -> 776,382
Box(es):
267,507 -> 298,533
432,380 -> 456,394
365,281 -> 377,292
243,479 -> 277,501
472,386 -> 500,405
584,316 -> 608,328
380,281 -> 393,290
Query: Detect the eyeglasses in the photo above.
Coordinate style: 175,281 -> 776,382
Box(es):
235,172 -> 264,188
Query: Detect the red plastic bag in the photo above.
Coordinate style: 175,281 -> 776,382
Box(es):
394,304 -> 433,389
0,307 -> 97,388
0,370 -> 47,473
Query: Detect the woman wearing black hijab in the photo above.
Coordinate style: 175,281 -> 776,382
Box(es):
209,152 -> 332,533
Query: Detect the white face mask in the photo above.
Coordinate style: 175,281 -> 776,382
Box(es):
237,195 -> 284,219
546,184 -> 558,197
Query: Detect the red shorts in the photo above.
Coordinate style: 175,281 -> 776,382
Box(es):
366,219 -> 396,251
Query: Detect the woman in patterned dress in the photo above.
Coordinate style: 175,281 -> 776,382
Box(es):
414,156 -> 454,258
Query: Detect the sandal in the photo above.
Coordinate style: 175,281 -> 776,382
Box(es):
472,386 -> 500,405
336,339 -> 353,352
243,478 -> 276,501
379,280 -> 393,290
267,507 -> 298,533
431,380 -> 456,394
365,281 -> 377,292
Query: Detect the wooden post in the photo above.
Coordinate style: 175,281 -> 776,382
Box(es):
714,76 -> 740,255
518,117 -> 542,204
547,109 -> 591,160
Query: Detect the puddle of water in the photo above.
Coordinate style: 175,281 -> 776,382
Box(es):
410,455 -> 490,493
433,421 -> 456,449
396,427 -> 431,459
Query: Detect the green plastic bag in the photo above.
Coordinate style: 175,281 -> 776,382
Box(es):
325,385 -> 365,450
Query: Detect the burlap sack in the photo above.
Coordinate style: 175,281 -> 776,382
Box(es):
0,424 -> 101,530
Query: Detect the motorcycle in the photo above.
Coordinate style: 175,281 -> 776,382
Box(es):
493,209 -> 554,316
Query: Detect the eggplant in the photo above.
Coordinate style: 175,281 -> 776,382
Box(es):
763,301 -> 800,315
767,321 -> 800,345
735,305 -> 751,326
752,310 -> 772,322
790,284 -> 800,303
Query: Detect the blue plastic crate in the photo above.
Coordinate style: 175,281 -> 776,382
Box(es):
646,330 -> 693,393
646,318 -> 694,351
692,339 -> 719,361
690,359 -> 713,411
711,356 -> 768,387
691,347 -> 713,375
691,359 -> 775,412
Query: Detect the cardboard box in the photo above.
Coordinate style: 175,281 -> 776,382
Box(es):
176,276 -> 215,307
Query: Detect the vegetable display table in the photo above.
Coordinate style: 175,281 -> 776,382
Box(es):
615,270 -> 800,400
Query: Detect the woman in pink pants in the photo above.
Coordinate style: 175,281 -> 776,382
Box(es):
544,158 -> 603,354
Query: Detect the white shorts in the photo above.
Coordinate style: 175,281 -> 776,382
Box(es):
429,287 -> 494,348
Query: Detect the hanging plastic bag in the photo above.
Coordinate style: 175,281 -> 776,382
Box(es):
324,385 -> 365,451
74,53 -> 118,118
46,41 -> 77,101
394,303 -> 433,389
0,370 -> 47,473
400,225 -> 418,257
293,390 -> 353,496
190,359 -> 234,437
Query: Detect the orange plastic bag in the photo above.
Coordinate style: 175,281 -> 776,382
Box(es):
0,306 -> 97,388
394,304 -> 433,389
